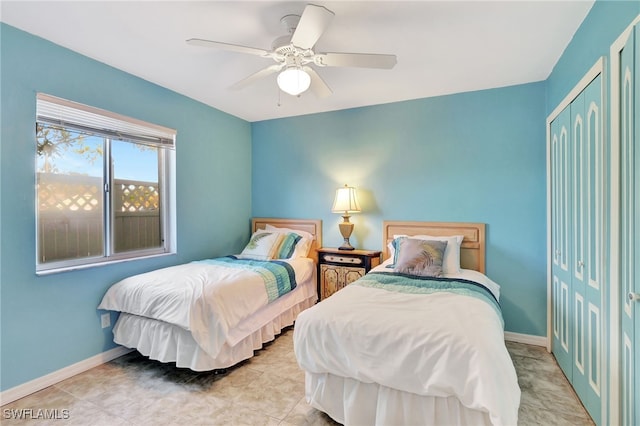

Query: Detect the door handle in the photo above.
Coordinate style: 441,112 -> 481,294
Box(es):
629,292 -> 640,302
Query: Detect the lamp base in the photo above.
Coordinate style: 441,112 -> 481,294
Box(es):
338,239 -> 355,250
337,216 -> 355,251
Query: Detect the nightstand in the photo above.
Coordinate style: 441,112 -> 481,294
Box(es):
317,248 -> 382,300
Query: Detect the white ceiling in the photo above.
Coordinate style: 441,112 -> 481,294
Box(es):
1,1 -> 593,122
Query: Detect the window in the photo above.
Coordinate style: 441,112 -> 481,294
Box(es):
35,94 -> 176,273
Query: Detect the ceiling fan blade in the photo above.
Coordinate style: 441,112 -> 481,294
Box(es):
317,52 -> 397,69
186,38 -> 271,57
230,64 -> 284,90
303,66 -> 332,98
290,4 -> 334,50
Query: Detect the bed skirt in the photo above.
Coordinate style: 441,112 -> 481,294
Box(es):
305,372 -> 492,426
112,273 -> 317,371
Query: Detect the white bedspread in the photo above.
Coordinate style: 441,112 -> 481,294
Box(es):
293,274 -> 520,426
99,257 -> 312,359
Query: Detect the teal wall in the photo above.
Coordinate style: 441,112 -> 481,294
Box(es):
252,82 -> 548,336
0,24 -> 252,391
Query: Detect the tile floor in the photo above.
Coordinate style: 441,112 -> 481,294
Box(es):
2,327 -> 594,425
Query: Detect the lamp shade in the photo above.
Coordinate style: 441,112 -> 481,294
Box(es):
277,67 -> 311,96
331,185 -> 361,214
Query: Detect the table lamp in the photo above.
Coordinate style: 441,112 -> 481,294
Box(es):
331,184 -> 361,250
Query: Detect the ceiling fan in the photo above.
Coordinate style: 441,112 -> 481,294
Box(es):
186,4 -> 397,97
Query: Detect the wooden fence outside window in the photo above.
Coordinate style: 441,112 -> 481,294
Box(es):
37,173 -> 161,263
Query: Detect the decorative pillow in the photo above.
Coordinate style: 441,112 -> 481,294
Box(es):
393,237 -> 448,277
274,232 -> 302,259
237,231 -> 284,261
392,234 -> 463,274
265,225 -> 313,258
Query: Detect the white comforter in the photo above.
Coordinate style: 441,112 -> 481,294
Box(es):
99,258 -> 312,358
293,270 -> 520,426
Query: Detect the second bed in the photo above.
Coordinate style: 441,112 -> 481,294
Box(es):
293,221 -> 521,426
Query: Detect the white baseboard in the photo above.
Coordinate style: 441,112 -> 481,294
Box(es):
0,346 -> 133,406
504,331 -> 548,348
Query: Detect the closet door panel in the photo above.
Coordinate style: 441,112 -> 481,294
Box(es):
634,23 -> 640,424
583,74 -> 603,422
571,89 -> 589,399
620,24 -> 638,426
551,105 -> 573,378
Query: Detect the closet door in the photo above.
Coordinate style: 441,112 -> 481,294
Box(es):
551,105 -> 573,378
570,88 -> 589,398
550,65 -> 604,425
620,23 -> 639,426
581,74 -> 603,423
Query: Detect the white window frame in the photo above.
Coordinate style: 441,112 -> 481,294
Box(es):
35,93 -> 177,274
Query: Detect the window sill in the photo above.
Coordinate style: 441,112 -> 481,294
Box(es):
35,252 -> 177,276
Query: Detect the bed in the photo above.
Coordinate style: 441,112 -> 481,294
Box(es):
99,217 -> 321,371
293,221 -> 521,426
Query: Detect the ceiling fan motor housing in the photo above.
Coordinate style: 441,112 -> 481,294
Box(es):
272,34 -> 314,67
273,13 -> 315,63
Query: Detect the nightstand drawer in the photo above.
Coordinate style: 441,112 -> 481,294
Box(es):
322,254 -> 363,265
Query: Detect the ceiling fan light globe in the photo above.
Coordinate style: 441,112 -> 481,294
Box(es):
277,68 -> 311,96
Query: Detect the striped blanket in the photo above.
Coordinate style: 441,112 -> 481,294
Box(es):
355,272 -> 503,326
197,256 -> 297,302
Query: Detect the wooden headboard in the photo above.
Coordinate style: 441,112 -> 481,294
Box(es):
382,221 -> 486,273
252,218 -> 322,264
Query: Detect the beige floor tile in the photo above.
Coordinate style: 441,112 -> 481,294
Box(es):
189,367 -> 263,402
518,401 -> 595,426
230,371 -> 305,420
3,387 -> 78,412
506,340 -> 553,360
62,400 -> 132,426
1,387 -> 109,426
184,402 -> 281,426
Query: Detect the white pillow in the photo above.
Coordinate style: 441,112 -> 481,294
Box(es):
265,225 -> 313,258
392,234 -> 463,274
237,230 -> 284,261
264,224 -> 313,239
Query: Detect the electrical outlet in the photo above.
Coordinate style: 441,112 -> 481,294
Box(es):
101,313 -> 110,328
